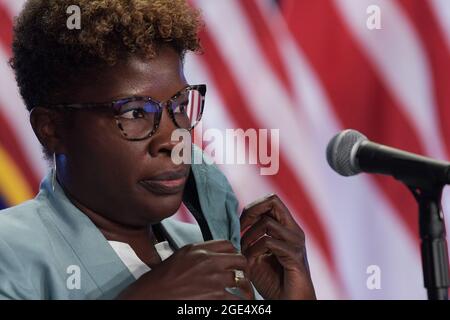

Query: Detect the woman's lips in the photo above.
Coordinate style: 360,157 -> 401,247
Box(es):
139,174 -> 188,195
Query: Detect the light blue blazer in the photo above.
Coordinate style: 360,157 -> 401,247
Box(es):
0,147 -> 243,299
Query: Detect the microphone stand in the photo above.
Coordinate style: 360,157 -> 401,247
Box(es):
407,184 -> 449,300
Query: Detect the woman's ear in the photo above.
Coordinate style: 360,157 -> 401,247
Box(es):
29,107 -> 67,155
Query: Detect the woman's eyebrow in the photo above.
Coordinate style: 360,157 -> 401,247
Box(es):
108,90 -> 150,101
108,84 -> 190,102
107,82 -> 156,101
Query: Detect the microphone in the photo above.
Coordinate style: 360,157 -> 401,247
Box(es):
326,129 -> 450,187
326,129 -> 450,300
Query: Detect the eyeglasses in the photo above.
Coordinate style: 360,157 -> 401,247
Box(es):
41,84 -> 206,141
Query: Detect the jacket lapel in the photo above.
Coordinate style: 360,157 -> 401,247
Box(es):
41,174 -> 135,299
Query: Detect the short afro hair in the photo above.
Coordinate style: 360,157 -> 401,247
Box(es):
10,0 -> 202,111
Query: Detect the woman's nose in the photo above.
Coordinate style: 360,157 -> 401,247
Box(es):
147,105 -> 180,158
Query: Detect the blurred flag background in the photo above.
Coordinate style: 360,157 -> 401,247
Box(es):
1,0 -> 450,299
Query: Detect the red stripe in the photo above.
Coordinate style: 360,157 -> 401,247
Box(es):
238,0 -> 293,96
0,6 -> 39,197
178,203 -> 195,223
0,109 -> 40,195
198,28 -> 337,272
282,0 -> 427,243
398,0 -> 450,159
0,3 -> 13,57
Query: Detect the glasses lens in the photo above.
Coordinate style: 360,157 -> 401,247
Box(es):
171,89 -> 204,129
116,99 -> 160,139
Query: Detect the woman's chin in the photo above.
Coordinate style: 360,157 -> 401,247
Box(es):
139,194 -> 185,223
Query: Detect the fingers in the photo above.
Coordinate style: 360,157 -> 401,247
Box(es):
236,277 -> 256,300
240,194 -> 307,271
220,269 -> 244,288
241,215 -> 303,253
182,241 -> 249,278
219,271 -> 254,300
243,235 -> 306,272
240,194 -> 300,233
208,253 -> 248,273
184,240 -> 247,272
198,254 -> 253,300
191,239 -> 238,254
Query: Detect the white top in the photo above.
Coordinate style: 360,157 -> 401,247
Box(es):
108,240 -> 174,279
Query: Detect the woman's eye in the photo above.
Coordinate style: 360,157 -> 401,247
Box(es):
176,102 -> 188,113
121,108 -> 145,119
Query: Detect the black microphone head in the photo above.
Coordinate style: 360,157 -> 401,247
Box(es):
326,129 -> 368,176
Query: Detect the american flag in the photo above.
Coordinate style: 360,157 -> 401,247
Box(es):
1,0 -> 450,299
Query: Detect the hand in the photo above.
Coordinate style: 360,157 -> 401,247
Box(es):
240,194 -> 316,300
117,240 -> 254,300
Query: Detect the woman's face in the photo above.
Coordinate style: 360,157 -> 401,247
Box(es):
57,46 -> 191,227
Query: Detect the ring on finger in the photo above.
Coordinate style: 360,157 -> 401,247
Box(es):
234,269 -> 245,287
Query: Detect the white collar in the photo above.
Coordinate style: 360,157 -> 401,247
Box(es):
108,240 -> 174,279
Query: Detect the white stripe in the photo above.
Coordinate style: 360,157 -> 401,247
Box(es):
334,0 -> 447,161
0,0 -> 26,16
191,91 -> 200,123
429,0 -> 450,51
0,48 -> 48,179
195,0 -> 425,298
185,52 -> 341,299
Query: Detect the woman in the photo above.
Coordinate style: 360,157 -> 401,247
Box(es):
0,0 -> 316,300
